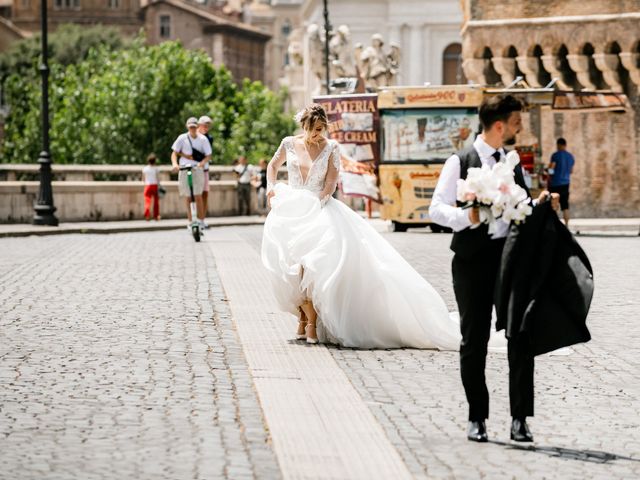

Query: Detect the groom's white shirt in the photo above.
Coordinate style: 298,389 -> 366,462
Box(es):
429,135 -> 510,239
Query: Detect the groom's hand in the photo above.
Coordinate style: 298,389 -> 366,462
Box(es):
537,190 -> 560,210
468,206 -> 481,225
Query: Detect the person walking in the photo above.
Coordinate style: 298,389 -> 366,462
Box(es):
198,115 -> 213,226
142,153 -> 160,221
548,137 -> 575,226
262,104 -> 470,347
256,158 -> 268,215
234,156 -> 255,216
171,117 -> 211,229
429,94 -> 559,444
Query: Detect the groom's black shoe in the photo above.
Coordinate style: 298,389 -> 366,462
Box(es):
510,418 -> 534,442
467,420 -> 488,442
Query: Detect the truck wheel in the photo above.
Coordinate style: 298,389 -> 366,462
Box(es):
391,221 -> 408,232
430,223 -> 443,233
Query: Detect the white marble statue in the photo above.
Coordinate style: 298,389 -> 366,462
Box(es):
329,25 -> 357,78
361,34 -> 394,89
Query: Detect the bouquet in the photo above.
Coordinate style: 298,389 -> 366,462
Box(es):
456,151 -> 532,234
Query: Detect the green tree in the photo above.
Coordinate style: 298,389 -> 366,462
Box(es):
1,35 -> 295,165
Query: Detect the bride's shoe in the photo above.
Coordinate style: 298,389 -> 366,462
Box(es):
305,323 -> 319,344
296,307 -> 308,340
300,301 -> 319,344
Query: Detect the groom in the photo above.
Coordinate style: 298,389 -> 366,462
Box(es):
429,94 -> 558,443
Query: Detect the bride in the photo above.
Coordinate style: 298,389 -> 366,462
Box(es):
261,104 -> 481,349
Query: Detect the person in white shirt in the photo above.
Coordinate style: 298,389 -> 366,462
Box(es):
233,156 -> 256,215
197,115 -> 214,225
142,153 -> 160,220
429,94 -> 558,445
170,117 -> 212,228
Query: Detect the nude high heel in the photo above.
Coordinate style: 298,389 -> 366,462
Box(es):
296,307 -> 308,340
300,301 -> 318,344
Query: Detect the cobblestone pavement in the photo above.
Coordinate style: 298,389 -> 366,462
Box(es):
235,226 -> 640,479
0,232 -> 279,480
1,226 -> 639,479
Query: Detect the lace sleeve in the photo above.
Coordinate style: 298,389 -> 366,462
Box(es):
267,138 -> 287,193
319,142 -> 341,206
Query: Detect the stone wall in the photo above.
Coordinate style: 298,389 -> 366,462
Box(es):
540,107 -> 640,217
468,0 -> 639,20
0,165 -> 275,223
0,180 -> 255,223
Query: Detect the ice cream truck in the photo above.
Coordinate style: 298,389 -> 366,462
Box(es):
315,84 -> 625,232
377,85 -> 485,232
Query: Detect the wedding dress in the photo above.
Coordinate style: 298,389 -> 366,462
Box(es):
261,136 -> 505,350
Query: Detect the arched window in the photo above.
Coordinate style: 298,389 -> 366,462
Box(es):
442,43 -> 467,85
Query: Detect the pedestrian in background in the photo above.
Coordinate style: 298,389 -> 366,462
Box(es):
256,158 -> 269,215
548,137 -> 575,226
198,115 -> 213,227
234,156 -> 255,216
142,153 -> 160,221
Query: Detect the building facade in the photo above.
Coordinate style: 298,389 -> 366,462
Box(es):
300,0 -> 466,87
2,0 -> 270,84
11,0 -> 142,35
243,0 -> 302,89
143,0 -> 270,82
461,0 -> 640,217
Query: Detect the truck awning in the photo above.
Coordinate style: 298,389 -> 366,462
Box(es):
552,91 -> 629,111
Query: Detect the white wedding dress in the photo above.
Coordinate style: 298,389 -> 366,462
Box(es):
261,136 -> 504,350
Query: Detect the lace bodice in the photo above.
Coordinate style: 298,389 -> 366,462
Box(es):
267,136 -> 341,201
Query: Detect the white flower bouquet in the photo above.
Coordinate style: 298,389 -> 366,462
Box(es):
456,151 -> 533,234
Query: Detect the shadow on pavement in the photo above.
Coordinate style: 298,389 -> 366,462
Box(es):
490,440 -> 640,464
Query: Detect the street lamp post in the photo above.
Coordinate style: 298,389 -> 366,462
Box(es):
33,0 -> 58,226
323,0 -> 331,94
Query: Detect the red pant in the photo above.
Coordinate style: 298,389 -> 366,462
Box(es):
143,185 -> 160,219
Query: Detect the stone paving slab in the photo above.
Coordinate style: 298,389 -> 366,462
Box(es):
0,231 -> 279,479
208,229 -> 412,480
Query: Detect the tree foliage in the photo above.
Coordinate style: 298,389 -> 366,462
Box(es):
1,30 -> 295,165
0,23 -> 125,79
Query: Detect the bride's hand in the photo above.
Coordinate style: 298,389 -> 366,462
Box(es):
267,190 -> 275,207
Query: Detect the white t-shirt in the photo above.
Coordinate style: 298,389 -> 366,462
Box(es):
234,164 -> 255,184
171,133 -> 212,167
142,165 -> 159,185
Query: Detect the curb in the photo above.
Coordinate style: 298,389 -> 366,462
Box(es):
0,219 -> 266,238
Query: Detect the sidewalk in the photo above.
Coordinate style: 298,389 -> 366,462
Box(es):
0,215 -> 637,238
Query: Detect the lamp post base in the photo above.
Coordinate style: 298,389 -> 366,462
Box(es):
33,206 -> 59,226
33,150 -> 59,226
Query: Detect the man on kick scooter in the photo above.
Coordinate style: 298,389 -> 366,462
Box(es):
171,117 -> 212,236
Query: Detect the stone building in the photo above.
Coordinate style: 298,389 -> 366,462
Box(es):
243,0 -> 302,90
143,0 -> 270,82
11,0 -> 143,35
300,0 -> 466,87
0,15 -> 26,53
461,0 -> 640,217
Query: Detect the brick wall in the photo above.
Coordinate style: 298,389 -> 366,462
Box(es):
540,102 -> 640,217
468,0 -> 639,21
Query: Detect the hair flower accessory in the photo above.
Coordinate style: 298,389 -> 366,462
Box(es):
293,109 -> 305,123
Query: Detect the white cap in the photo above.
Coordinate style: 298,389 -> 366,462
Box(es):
198,115 -> 212,125
186,117 -> 198,127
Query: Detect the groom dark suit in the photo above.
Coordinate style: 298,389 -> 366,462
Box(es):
429,94 -> 538,442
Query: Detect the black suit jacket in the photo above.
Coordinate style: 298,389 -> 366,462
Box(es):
495,201 -> 593,355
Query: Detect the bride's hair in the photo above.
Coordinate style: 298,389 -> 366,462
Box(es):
295,104 -> 328,131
